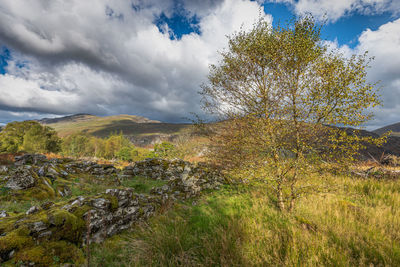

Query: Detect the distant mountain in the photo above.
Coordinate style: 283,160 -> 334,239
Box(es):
39,113 -> 161,125
38,113 -> 97,124
32,114 -> 400,156
373,122 -> 400,137
347,128 -> 400,159
39,114 -> 192,145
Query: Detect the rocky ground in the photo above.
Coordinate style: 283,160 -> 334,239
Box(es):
0,154 -> 225,266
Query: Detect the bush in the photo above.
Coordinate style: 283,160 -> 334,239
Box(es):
117,147 -> 133,161
149,142 -> 176,159
61,133 -> 92,157
61,132 -> 151,161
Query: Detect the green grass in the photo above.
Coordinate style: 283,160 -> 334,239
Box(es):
90,173 -> 400,266
66,173 -> 118,197
0,173 -> 168,214
121,176 -> 167,194
66,174 -> 168,198
0,199 -> 45,214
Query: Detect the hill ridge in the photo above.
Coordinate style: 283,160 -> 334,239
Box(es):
39,113 -> 162,125
373,122 -> 400,136
39,114 -> 191,144
38,113 -> 97,124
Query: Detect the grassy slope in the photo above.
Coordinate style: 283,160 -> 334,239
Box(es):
90,172 -> 400,266
44,114 -> 192,138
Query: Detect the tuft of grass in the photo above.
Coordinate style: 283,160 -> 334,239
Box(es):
121,176 -> 167,194
91,172 -> 400,266
65,173 -> 119,198
0,199 -> 44,214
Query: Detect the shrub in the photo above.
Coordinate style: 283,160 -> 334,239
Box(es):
149,142 -> 176,159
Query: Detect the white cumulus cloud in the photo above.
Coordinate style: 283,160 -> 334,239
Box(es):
355,18 -> 400,129
0,0 -> 272,123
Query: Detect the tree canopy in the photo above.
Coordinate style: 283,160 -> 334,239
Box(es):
0,121 -> 61,153
200,15 -> 384,211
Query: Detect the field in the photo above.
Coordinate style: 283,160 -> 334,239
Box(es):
1,114 -> 399,266
0,147 -> 399,266
90,170 -> 400,266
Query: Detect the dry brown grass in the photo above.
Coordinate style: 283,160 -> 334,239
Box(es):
90,168 -> 400,266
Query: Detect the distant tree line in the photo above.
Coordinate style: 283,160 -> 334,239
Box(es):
61,132 -> 149,161
0,121 -> 61,154
0,120 -> 177,161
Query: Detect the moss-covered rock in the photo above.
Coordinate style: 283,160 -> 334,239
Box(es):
47,209 -> 85,243
0,155 -> 225,265
13,245 -> 50,266
0,226 -> 34,262
12,241 -> 84,266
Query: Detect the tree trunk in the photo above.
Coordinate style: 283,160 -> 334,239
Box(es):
277,190 -> 285,211
288,197 -> 295,212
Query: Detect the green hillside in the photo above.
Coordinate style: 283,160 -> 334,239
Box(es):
40,114 -> 192,138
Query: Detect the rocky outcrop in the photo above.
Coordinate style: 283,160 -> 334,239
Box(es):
14,154 -> 47,166
122,158 -> 224,200
0,189 -> 159,264
84,189 -> 158,243
64,161 -> 118,176
5,166 -> 37,190
123,158 -> 223,182
0,155 -> 225,265
0,155 -> 124,201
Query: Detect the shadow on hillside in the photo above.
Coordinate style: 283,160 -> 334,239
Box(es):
90,119 -> 192,138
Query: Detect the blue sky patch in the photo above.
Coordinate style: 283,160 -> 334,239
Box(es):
154,1 -> 398,48
0,46 -> 10,75
263,2 -> 294,28
155,12 -> 200,39
322,12 -> 395,48
262,2 -> 396,48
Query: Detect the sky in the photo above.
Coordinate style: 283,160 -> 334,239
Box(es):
0,0 -> 399,130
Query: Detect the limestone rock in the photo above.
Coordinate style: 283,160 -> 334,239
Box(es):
28,221 -> 48,234
57,186 -> 71,197
26,206 -> 40,215
5,166 -> 36,190
0,155 -> 226,265
0,210 -> 8,218
0,166 -> 8,174
14,154 -> 47,166
91,198 -> 111,210
128,158 -> 225,199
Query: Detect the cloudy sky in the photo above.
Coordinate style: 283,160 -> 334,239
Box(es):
0,0 -> 399,129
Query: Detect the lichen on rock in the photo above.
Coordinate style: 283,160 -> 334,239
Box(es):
0,154 -> 225,265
